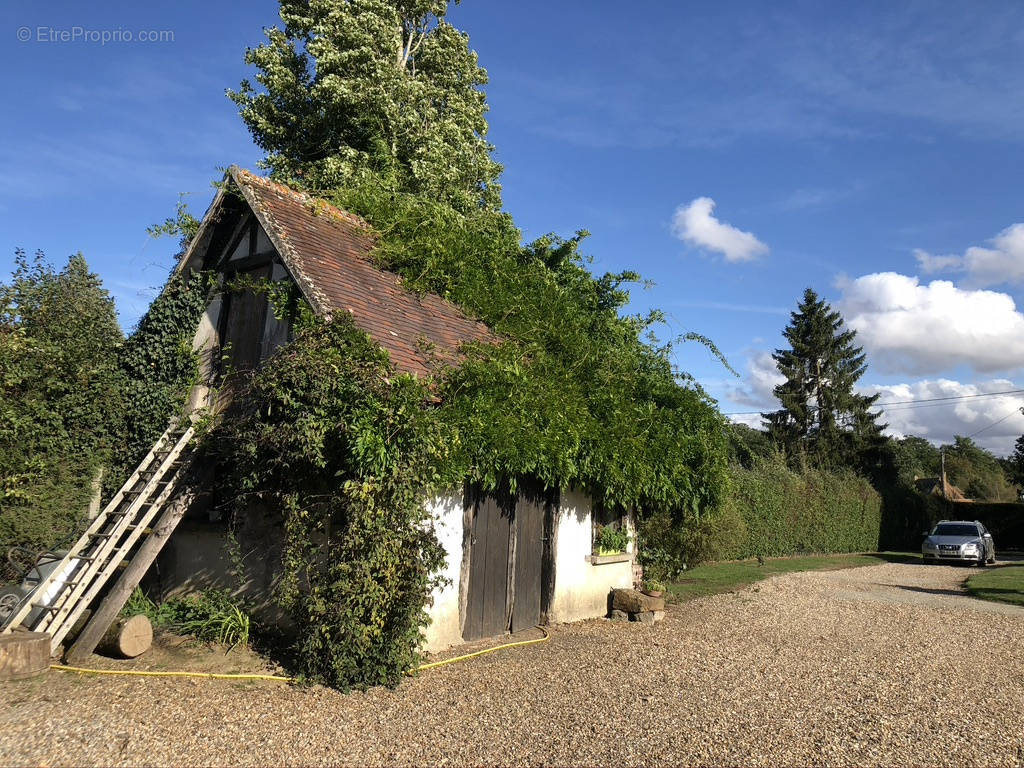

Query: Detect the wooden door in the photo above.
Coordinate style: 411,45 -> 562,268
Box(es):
464,482 -> 556,640
220,265 -> 271,374
464,488 -> 513,641
511,491 -> 544,633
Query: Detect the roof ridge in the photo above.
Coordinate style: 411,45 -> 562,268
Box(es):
230,166 -> 372,233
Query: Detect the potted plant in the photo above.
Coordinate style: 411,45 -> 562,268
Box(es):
642,578 -> 665,598
594,524 -> 631,556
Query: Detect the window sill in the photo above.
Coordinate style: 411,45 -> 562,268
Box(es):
586,553 -> 632,565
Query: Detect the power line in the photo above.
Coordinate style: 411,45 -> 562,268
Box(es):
722,387 -> 1024,417
965,406 -> 1024,440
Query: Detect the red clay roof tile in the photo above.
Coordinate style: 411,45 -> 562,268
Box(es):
230,167 -> 496,378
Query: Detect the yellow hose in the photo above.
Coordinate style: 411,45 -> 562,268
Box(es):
49,626 -> 550,682
411,625 -> 549,673
50,664 -> 294,682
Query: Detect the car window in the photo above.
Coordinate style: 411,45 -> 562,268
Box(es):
932,523 -> 980,537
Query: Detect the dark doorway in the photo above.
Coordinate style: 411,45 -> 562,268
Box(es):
220,264 -> 271,373
463,481 -> 557,641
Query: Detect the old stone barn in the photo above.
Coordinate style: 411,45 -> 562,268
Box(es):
159,167 -> 634,650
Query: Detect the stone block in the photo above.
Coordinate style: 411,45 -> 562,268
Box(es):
652,610 -> 665,622
631,611 -> 656,624
0,632 -> 50,681
608,609 -> 629,622
611,588 -> 665,614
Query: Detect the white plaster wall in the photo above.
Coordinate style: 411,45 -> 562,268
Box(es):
422,491 -> 465,652
187,294 -> 223,412
548,488 -> 633,623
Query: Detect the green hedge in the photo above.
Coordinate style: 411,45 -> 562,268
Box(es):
640,458 -> 882,576
727,460 -> 881,559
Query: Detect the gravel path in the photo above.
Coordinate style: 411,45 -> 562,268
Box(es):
3,561 -> 1024,766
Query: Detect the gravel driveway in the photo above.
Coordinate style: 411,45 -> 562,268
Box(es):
3,561 -> 1023,766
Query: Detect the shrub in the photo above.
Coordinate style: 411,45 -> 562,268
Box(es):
214,315 -> 448,689
122,587 -> 252,650
0,252 -> 125,554
640,456 -> 881,574
729,457 -> 880,558
594,523 -> 631,554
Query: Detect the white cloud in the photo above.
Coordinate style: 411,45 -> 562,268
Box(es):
838,272 -> 1024,375
913,223 -> 1024,287
863,378 -> 1024,456
671,197 -> 769,262
914,248 -> 963,275
727,351 -> 784,410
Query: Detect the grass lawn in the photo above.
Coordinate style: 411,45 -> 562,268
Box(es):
966,563 -> 1024,608
666,552 -> 919,603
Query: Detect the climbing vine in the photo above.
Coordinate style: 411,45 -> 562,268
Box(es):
111,270 -> 215,491
215,315 -> 449,688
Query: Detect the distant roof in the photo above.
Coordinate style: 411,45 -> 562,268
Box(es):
180,167 -> 495,378
914,476 -> 969,501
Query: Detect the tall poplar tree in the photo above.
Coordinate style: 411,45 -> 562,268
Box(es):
764,288 -> 884,468
229,0 -> 502,212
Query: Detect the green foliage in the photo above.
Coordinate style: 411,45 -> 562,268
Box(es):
642,578 -> 665,593
215,315 -> 448,689
765,288 -> 884,470
887,436 -> 941,485
226,0 -> 730,689
638,502 -> 748,579
641,455 -> 881,576
942,436 -> 1018,502
0,251 -> 125,553
147,194 -> 200,248
122,587 -> 252,649
111,271 -> 213,489
594,524 -> 630,555
167,590 -> 252,650
333,179 -> 730,516
728,456 -> 881,559
1007,435 -> 1024,487
725,422 -> 776,469
229,0 -> 502,212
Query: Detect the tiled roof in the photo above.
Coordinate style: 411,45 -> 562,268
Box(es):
230,167 -> 495,378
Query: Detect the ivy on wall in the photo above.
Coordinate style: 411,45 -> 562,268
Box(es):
109,271 -> 214,492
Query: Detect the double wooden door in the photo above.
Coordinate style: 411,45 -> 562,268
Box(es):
463,482 -> 554,641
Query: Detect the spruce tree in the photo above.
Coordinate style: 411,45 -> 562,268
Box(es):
229,0 -> 502,212
764,288 -> 884,469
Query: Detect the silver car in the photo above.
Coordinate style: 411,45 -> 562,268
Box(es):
921,520 -> 996,566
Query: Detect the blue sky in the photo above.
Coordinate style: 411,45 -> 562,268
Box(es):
3,0 -> 1024,453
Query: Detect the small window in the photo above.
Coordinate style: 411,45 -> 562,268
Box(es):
592,503 -> 631,556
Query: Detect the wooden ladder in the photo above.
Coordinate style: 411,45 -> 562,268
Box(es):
1,421 -> 195,655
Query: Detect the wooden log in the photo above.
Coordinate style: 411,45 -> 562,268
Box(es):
97,614 -> 152,659
0,632 -> 50,681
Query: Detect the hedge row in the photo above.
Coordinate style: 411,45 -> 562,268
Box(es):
640,458 -> 882,576
725,461 -> 882,559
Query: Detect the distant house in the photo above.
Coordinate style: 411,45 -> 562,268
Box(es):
914,475 -> 970,502
159,167 -> 634,650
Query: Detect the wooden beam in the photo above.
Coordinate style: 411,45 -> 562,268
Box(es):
64,485 -> 197,664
